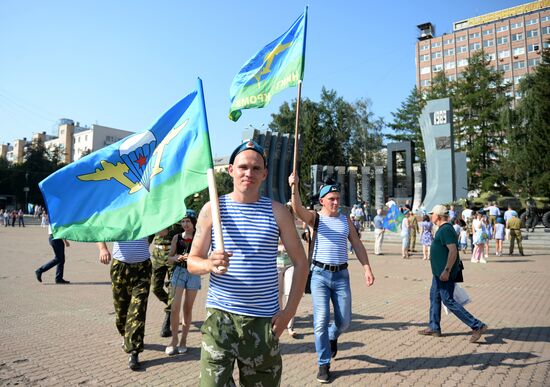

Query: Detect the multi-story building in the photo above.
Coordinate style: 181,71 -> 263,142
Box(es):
2,119 -> 133,164
416,0 -> 550,100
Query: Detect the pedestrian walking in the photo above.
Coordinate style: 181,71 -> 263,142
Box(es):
506,213 -> 524,256
35,225 -> 71,284
418,204 -> 488,343
165,210 -> 200,356
373,209 -> 385,255
493,217 -> 505,256
188,140 -> 308,386
401,209 -> 411,259
289,173 -> 375,384
471,212 -> 488,264
420,215 -> 434,260
408,210 -> 419,253
97,239 -> 152,371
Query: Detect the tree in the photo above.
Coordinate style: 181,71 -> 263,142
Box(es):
348,98 -> 384,167
425,70 -> 454,100
452,50 -> 511,191
386,86 -> 425,161
506,41 -> 550,195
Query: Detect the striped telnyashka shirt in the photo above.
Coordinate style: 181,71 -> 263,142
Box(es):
207,195 -> 280,317
112,238 -> 150,264
312,213 -> 349,266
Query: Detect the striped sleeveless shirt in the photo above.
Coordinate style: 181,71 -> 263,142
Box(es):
207,195 -> 280,317
112,238 -> 150,264
312,213 -> 349,265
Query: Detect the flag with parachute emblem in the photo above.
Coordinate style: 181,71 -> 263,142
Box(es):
383,204 -> 405,233
40,79 -> 213,242
228,7 -> 308,121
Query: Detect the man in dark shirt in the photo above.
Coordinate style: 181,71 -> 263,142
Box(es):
418,204 -> 488,343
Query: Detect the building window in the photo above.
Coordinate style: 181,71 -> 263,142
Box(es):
432,64 -> 443,72
444,48 -> 455,56
456,35 -> 467,42
526,18 -> 538,26
514,76 -> 524,85
526,29 -> 538,38
487,53 -> 496,61
528,43 -> 540,52
483,29 -> 494,36
457,59 -> 468,67
420,44 -> 429,51
541,16 -> 550,22
513,61 -> 526,70
528,58 -> 541,67
496,25 -> 509,33
503,78 -> 512,86
483,39 -> 494,48
470,43 -> 481,51
447,75 -> 456,81
498,63 -> 511,71
511,22 -> 523,29
458,45 -> 468,53
421,79 -> 431,87
432,51 -> 442,59
511,33 -> 524,41
445,61 -> 456,69
513,47 -> 525,56
469,32 -> 481,39
543,26 -> 550,35
420,66 -> 431,75
497,36 -> 509,45
498,50 -> 510,58
444,38 -> 454,45
420,54 -> 429,62
431,41 -> 442,48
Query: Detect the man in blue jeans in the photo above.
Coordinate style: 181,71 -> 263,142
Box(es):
289,173 -> 375,383
35,225 -> 71,284
419,204 -> 488,343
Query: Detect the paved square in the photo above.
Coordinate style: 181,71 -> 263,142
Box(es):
1,225 -> 549,386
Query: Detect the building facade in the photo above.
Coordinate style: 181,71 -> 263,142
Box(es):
416,0 -> 550,100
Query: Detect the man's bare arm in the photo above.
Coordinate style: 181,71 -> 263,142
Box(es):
347,217 -> 375,286
288,172 -> 315,226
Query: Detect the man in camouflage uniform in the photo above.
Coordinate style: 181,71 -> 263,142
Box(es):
150,223 -> 182,337
525,199 -> 538,233
506,214 -> 524,256
408,211 -> 420,252
97,238 -> 152,371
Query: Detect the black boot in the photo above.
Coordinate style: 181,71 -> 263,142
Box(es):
160,311 -> 171,337
128,351 -> 140,371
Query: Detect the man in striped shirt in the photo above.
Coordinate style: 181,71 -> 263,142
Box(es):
289,173 -> 375,383
97,238 -> 152,371
188,140 -> 308,387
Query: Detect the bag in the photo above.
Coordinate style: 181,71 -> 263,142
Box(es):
304,213 -> 320,294
453,283 -> 471,305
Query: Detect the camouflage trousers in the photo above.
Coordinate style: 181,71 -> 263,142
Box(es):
110,258 -> 152,354
151,261 -> 174,312
409,231 -> 417,251
199,308 -> 282,387
509,230 -> 524,255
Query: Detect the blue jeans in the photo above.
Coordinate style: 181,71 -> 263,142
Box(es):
429,276 -> 483,332
38,236 -> 65,282
310,265 -> 351,366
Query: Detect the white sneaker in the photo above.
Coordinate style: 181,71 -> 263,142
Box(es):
471,258 -> 478,263
480,258 -> 487,264
177,345 -> 188,354
165,346 -> 177,356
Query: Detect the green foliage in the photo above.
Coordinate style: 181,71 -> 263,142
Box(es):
185,171 -> 234,214
452,50 -> 511,191
386,86 -> 425,161
505,41 -> 550,196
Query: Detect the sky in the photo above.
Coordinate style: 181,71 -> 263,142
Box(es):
0,0 -> 529,157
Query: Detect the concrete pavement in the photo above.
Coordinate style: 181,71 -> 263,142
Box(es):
1,225 -> 549,386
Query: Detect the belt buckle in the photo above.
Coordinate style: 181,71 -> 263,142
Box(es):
329,265 -> 337,272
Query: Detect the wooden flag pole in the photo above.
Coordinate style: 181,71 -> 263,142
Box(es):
207,168 -> 226,273
291,80 -> 303,194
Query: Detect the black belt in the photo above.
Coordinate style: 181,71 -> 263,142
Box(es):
176,261 -> 187,268
312,260 -> 348,272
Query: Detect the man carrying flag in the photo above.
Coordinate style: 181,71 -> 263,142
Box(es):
39,80 -> 214,371
228,8 -> 307,121
188,140 -> 308,386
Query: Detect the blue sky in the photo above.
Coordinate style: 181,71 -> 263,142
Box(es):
0,0 -> 527,157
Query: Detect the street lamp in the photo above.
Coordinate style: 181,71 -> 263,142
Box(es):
24,172 -> 29,213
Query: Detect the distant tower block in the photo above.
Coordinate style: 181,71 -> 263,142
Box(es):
375,166 -> 385,210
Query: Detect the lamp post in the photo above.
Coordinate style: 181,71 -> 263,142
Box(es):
24,172 -> 29,213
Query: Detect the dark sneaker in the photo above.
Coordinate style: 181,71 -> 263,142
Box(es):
55,279 -> 70,284
470,324 -> 488,343
330,339 -> 338,358
128,351 -> 141,370
160,311 -> 171,337
35,269 -> 42,283
418,328 -> 441,337
316,364 -> 330,383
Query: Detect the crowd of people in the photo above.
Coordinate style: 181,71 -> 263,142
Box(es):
22,139 -> 544,384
